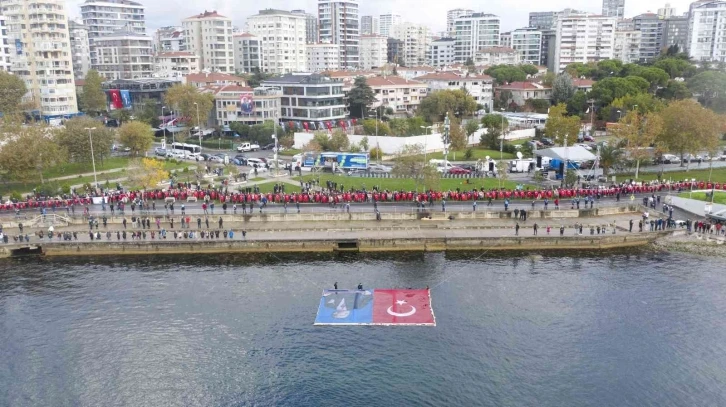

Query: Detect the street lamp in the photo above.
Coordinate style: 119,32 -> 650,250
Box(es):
499,108 -> 505,161
194,102 -> 202,152
420,125 -> 432,162
161,106 -> 168,149
272,133 -> 279,177
84,127 -> 98,186
368,109 -> 380,164
443,112 -> 451,168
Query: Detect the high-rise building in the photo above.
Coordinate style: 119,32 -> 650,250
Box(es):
154,26 -> 186,53
613,30 -> 642,63
553,14 -> 616,72
428,37 -> 456,67
687,1 -> 726,62
233,33 -> 262,74
154,51 -> 200,79
529,9 -> 587,29
602,0 -> 625,19
359,34 -> 387,69
93,28 -> 153,80
540,29 -> 556,69
447,8 -> 473,34
361,15 -> 380,35
291,10 -> 319,43
0,15 -> 11,72
318,1 -> 359,68
379,13 -> 402,37
183,10 -> 235,73
391,22 -> 431,67
658,3 -> 676,18
81,0 -> 146,67
69,20 -> 91,80
663,16 -> 689,53
617,18 -> 635,31
245,9 -> 306,74
453,13 -> 500,63
511,28 -> 542,65
500,32 -> 512,48
387,37 -> 403,63
633,13 -> 664,62
1,0 -> 78,117
306,42 -> 340,72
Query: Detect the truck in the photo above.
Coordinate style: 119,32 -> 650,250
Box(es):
430,159 -> 454,173
237,142 -> 260,152
508,159 -> 535,173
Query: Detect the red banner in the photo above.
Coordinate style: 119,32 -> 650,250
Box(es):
108,90 -> 123,110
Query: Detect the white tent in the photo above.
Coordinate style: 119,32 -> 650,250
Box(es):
534,146 -> 597,162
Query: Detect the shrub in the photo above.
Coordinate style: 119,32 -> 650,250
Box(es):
502,144 -> 517,154
10,191 -> 22,201
464,148 -> 474,160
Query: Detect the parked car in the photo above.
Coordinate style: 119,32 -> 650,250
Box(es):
154,148 -> 167,157
237,142 -> 260,152
246,158 -> 265,167
526,140 -> 543,149
207,155 -> 223,163
448,167 -> 471,175
170,151 -> 186,159
541,137 -> 555,146
583,135 -> 595,142
197,153 -> 212,161
262,143 -> 275,150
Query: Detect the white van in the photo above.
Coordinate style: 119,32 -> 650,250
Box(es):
429,159 -> 454,173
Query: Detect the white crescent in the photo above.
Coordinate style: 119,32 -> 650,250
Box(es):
387,304 -> 416,317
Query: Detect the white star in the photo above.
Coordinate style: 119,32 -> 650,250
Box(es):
396,300 -> 407,305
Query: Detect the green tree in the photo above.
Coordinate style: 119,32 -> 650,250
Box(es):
0,122 -> 66,184
564,62 -> 597,79
598,144 -> 623,177
653,57 -> 697,79
348,76 -> 377,119
656,80 -> 692,100
658,99 -> 723,167
391,144 -> 440,191
544,103 -> 581,146
328,129 -> 350,151
609,110 -> 663,178
118,121 -> 154,157
448,116 -> 467,152
566,90 -> 589,116
687,71 -> 726,109
111,109 -> 132,126
589,77 -> 648,107
637,67 -> 670,93
479,114 -> 507,149
417,89 -> 477,123
56,117 -> 115,164
552,72 -> 576,105
244,68 -> 273,87
541,72 -> 556,86
611,93 -> 664,114
520,64 -> 539,76
136,99 -> 161,128
362,119 -> 391,136
0,71 -> 28,115
484,65 -> 527,85
164,84 -> 215,127
80,70 -> 107,114
360,136 -> 370,151
464,119 -> 480,139
620,63 -> 643,78
388,118 -> 410,136
593,59 -> 623,80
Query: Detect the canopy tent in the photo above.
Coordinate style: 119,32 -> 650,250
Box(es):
534,146 -> 597,162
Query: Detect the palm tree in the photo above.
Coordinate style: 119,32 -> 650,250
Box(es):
599,145 -> 623,177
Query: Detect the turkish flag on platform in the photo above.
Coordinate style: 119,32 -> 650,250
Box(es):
372,289 -> 435,326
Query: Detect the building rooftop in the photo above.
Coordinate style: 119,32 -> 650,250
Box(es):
322,70 -> 377,79
186,72 -> 247,84
572,78 -> 595,87
414,71 -> 493,81
156,51 -> 196,57
233,32 -> 257,38
365,76 -> 426,87
496,81 -> 551,90
184,10 -> 228,20
263,73 -> 342,84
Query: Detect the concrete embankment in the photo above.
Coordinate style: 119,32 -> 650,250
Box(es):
653,231 -> 726,257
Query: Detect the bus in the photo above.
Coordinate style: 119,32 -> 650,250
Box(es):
170,142 -> 201,157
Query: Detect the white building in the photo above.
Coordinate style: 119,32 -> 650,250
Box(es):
212,85 -> 280,127
500,31 -> 512,48
361,15 -> 380,35
602,0 -> 625,19
366,76 -> 428,113
496,82 -> 552,106
414,71 -> 494,111
93,28 -> 153,80
81,0 -> 146,67
553,15 -> 616,72
154,26 -> 186,53
633,13 -> 664,63
1,0 -> 78,117
359,34 -> 388,69
261,73 -> 346,127
428,37 -> 456,67
474,47 -> 521,65
688,1 -> 726,62
0,15 -> 10,72
183,10 -> 234,73
510,28 -> 542,66
291,9 -> 319,44
233,33 -> 262,74
318,1 -> 359,68
613,30 -> 642,63
245,9 -> 307,74
447,8 -> 473,34
453,13 -> 501,63
306,42 -> 341,72
391,22 -> 431,67
154,51 -> 200,79
379,13 -> 402,37
69,20 -> 91,80
658,3 -> 677,18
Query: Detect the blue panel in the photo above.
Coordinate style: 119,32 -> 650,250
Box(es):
314,289 -> 374,325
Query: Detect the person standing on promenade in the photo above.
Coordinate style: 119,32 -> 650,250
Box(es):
218,217 -> 223,229
515,223 -> 520,236
533,223 -> 538,235
629,219 -> 633,232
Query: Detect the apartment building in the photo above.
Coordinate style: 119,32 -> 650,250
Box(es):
80,0 -> 145,67
154,26 -> 186,53
414,71 -> 494,112
183,10 -> 234,73
261,73 -> 346,126
474,47 -> 521,65
154,51 -> 200,79
553,15 -> 616,72
367,76 -> 427,113
602,0 -> 625,19
306,42 -> 340,72
663,16 -> 689,53
447,8 -> 473,34
633,13 -> 664,62
391,22 -> 431,67
500,32 -> 512,48
359,34 -> 387,69
387,38 -> 403,64
361,15 -> 379,35
453,13 -> 501,63
93,28 -> 153,80
318,1 -> 359,68
529,9 -> 587,30
613,30 -> 642,63
511,27 -> 542,66
212,85 -> 280,127
291,9 -> 318,43
1,0 -> 78,117
379,13 -> 401,37
428,37 -> 456,67
233,33 -> 262,74
69,20 -> 91,80
186,72 -> 246,88
688,1 -> 726,62
659,3 -> 677,18
0,15 -> 10,72
496,82 -> 552,106
245,9 -> 306,74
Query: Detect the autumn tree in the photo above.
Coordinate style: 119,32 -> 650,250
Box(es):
658,99 -> 723,167
544,103 -> 581,146
417,89 -> 477,123
609,110 -> 663,178
328,129 -> 350,151
448,116 -> 467,152
118,121 -> 154,157
128,158 -> 168,190
163,84 -> 215,128
391,144 -> 440,192
0,122 -> 66,184
56,117 -> 115,165
81,70 -> 107,114
0,71 -> 28,115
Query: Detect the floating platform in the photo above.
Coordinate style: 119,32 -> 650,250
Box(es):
314,289 -> 436,326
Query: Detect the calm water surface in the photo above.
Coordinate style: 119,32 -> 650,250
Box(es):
1,251 -> 726,407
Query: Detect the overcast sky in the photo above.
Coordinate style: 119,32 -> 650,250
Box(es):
66,0 -> 694,33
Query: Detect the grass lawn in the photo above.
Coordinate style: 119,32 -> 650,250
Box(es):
278,149 -> 302,157
254,182 -> 301,194
249,177 -> 266,182
621,166 -> 726,184
679,191 -> 726,205
294,174 -> 518,191
44,156 -> 130,179
425,149 -> 516,161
